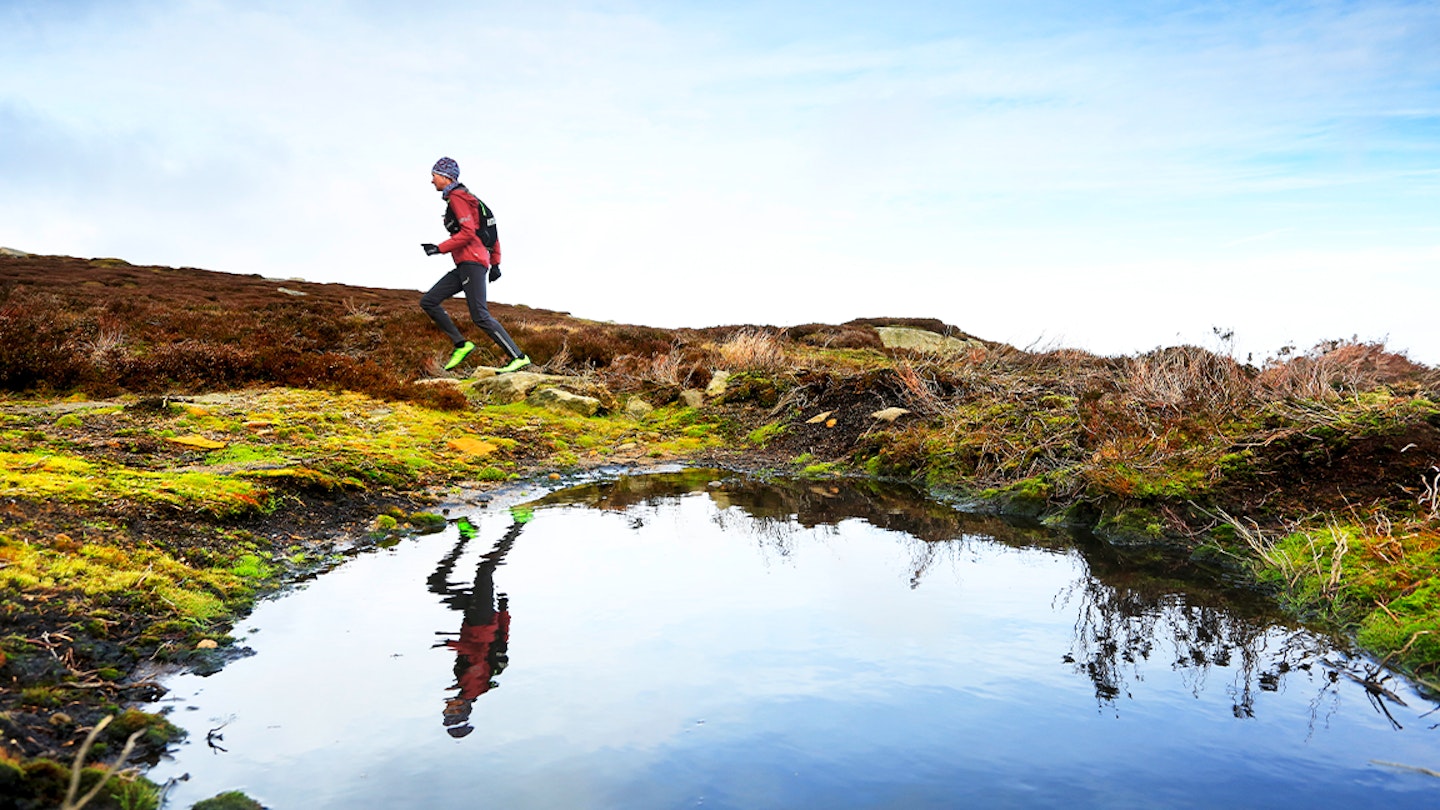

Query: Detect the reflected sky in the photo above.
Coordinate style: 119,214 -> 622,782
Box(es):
148,472 -> 1440,809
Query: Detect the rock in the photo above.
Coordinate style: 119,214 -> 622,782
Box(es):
875,326 -> 984,355
197,639 -> 219,650
706,370 -> 732,398
870,407 -> 911,423
0,247 -> 28,257
527,387 -> 601,417
625,397 -> 654,420
414,377 -> 465,387
276,287 -> 308,296
805,411 -> 834,424
680,389 -> 705,408
470,371 -> 549,404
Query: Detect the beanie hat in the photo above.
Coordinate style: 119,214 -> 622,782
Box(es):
432,157 -> 460,181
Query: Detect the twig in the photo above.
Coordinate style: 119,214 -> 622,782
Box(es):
1371,760 -> 1440,778
61,715 -> 146,810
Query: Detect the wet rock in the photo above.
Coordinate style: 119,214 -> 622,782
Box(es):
871,407 -> 911,423
706,370 -> 732,398
625,397 -> 654,421
527,387 -> 601,417
680,389 -> 705,408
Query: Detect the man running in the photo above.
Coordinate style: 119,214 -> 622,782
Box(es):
419,156 -> 531,373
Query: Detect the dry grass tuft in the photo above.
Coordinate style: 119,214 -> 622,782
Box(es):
1258,340 -> 1427,400
717,328 -> 789,373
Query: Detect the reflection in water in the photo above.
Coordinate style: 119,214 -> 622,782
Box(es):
426,509 -> 529,737
541,470 -> 1417,726
146,470 -> 1440,809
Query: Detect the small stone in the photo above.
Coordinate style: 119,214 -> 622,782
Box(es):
805,411 -> 834,424
548,473 -> 562,480
196,639 -> 219,650
680,389 -> 705,409
870,407 -> 911,423
49,713 -> 73,727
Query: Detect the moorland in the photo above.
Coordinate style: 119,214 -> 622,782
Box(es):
2,251 -> 1439,808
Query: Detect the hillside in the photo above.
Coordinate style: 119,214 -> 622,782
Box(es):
2,251 -> 1440,805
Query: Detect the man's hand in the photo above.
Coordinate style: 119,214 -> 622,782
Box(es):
421,243 -> 441,256
488,265 -> 501,282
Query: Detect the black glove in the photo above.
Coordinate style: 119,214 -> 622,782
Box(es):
488,265 -> 501,282
421,243 -> 440,256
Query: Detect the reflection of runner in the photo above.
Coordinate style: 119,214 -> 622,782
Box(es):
428,510 -> 530,738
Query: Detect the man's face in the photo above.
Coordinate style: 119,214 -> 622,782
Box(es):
431,173 -> 452,191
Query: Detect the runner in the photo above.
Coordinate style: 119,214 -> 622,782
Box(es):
419,156 -> 531,373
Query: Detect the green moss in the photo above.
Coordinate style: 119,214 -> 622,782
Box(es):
193,790 -> 266,810
746,421 -> 787,448
408,512 -> 447,532
21,686 -> 63,707
54,413 -> 83,429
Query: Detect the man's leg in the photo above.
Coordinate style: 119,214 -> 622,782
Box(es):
420,268 -> 468,346
458,263 -> 526,362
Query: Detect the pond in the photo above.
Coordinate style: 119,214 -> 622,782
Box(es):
147,470 -> 1440,809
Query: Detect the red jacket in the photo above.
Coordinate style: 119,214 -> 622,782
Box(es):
438,186 -> 503,268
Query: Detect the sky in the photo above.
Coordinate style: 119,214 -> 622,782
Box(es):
2,0 -> 1437,363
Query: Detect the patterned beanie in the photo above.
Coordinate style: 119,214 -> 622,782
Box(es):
432,156 -> 460,181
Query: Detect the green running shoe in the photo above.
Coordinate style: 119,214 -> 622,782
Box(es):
444,341 -> 475,370
497,356 -> 532,374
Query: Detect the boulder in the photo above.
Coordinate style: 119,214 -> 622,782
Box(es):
875,326 -> 984,355
527,387 -> 601,417
470,371 -> 548,404
706,370 -> 732,398
625,397 -> 654,420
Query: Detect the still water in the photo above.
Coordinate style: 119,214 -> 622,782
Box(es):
148,470 -> 1439,809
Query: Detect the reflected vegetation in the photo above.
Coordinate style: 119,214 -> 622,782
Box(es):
538,470 -> 1428,725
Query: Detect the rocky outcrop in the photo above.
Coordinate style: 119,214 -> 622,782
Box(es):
875,326 -> 985,355
468,370 -> 614,416
527,387 -> 601,417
